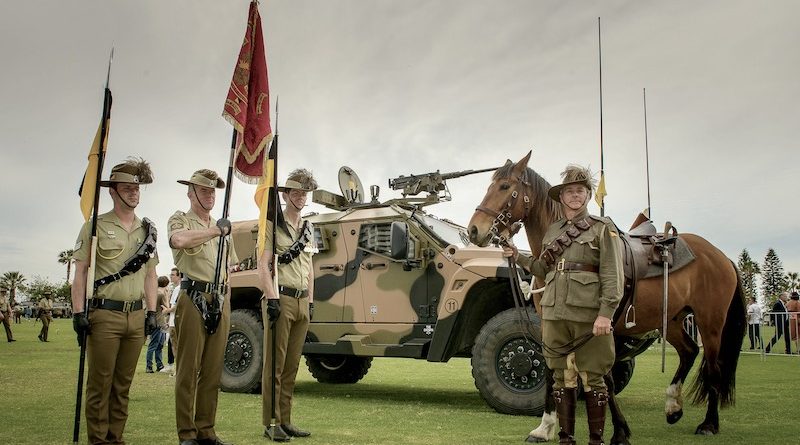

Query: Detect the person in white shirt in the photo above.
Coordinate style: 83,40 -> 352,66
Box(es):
746,297 -> 762,349
161,267 -> 181,373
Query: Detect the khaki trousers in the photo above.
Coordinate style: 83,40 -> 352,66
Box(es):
543,319 -> 614,390
1,311 -> 13,341
85,308 -> 145,445
39,313 -> 52,340
262,295 -> 310,426
174,291 -> 231,441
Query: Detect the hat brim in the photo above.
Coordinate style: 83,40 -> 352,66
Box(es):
177,179 -> 225,189
277,186 -> 315,192
548,180 -> 591,201
99,180 -> 152,187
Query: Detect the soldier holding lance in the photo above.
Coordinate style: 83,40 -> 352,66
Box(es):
169,169 -> 237,445
260,169 -> 317,442
71,158 -> 159,445
505,165 -> 623,445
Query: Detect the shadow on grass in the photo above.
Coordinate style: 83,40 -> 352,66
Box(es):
294,380 -> 491,412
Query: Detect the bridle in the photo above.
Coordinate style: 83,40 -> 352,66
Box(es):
475,175 -> 532,245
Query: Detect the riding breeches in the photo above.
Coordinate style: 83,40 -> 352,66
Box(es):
543,319 -> 614,390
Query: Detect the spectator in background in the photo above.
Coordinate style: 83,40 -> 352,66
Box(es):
161,267 -> 181,374
787,291 -> 800,350
746,297 -> 762,349
766,292 -> 791,354
145,276 -> 170,373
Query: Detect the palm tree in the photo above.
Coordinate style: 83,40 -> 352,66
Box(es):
0,271 -> 26,307
787,272 -> 800,293
58,249 -> 75,283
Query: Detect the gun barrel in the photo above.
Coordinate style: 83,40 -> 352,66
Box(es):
440,166 -> 498,180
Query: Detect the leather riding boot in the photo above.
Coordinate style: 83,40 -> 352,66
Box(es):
584,389 -> 608,445
553,387 -> 577,445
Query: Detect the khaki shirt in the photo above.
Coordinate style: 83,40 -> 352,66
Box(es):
0,295 -> 9,312
263,219 -> 314,291
73,211 -> 159,301
525,209 -> 623,323
38,298 -> 53,311
168,209 -> 238,283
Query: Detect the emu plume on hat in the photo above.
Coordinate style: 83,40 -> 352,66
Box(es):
100,157 -> 153,187
547,164 -> 596,202
177,169 -> 225,189
278,168 -> 318,192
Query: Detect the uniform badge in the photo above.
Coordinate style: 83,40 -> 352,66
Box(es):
171,222 -> 185,230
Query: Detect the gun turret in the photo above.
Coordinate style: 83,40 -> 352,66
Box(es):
388,167 -> 497,198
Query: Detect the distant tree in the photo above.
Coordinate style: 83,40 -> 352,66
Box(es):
786,272 -> 799,293
0,271 -> 26,306
761,248 -> 787,304
738,249 -> 761,301
57,249 -> 75,283
25,276 -> 61,302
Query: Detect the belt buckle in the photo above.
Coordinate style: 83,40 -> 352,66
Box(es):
557,258 -> 566,272
295,289 -> 302,298
122,301 -> 133,312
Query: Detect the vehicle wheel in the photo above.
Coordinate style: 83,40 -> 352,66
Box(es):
471,307 -> 547,416
221,309 -> 263,394
305,354 -> 372,384
611,358 -> 635,395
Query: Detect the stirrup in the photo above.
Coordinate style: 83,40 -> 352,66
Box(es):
624,305 -> 636,329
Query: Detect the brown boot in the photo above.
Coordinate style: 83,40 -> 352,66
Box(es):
584,389 -> 608,445
553,387 -> 577,445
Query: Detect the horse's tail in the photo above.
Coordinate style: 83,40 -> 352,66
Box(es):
689,260 -> 746,407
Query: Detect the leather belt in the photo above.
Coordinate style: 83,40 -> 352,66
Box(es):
556,259 -> 599,273
278,285 -> 308,299
89,299 -> 143,312
181,279 -> 228,295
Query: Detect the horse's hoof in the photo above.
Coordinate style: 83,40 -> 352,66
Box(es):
525,435 -> 548,443
694,424 -> 719,435
666,409 -> 683,424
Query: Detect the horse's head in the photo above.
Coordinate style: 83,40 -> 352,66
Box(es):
468,151 -> 535,247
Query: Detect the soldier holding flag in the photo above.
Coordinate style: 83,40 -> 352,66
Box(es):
71,158 -> 159,445
169,169 -> 237,445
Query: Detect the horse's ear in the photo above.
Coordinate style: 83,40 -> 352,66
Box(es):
504,159 -> 513,166
512,150 -> 532,175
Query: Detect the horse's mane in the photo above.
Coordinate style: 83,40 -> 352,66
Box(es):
492,163 -> 561,225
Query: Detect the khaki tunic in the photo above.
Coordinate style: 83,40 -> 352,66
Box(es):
168,208 -> 237,442
72,210 -> 158,445
73,211 -> 158,301
524,209 -> 623,389
262,217 -> 314,426
0,294 -> 13,341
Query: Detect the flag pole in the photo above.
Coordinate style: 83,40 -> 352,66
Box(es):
73,47 -> 114,445
211,129 -> 237,307
597,17 -> 605,217
269,96 -> 280,436
643,88 -> 652,219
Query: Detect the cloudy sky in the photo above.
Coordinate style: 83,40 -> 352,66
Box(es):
1,0 -> 798,291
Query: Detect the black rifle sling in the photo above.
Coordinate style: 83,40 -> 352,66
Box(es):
94,218 -> 158,290
277,220 -> 312,265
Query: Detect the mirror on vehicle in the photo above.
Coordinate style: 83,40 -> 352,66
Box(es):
389,221 -> 408,260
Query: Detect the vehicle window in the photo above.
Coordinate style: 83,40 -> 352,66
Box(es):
416,214 -> 469,247
358,223 -> 416,259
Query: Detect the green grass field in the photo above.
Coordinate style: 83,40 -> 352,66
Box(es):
0,319 -> 794,444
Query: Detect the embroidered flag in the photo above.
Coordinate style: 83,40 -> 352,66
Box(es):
223,0 -> 272,184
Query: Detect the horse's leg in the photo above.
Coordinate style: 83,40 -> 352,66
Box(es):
604,373 -> 631,445
695,388 -> 720,435
690,310 -> 725,435
664,318 -> 700,425
526,371 -> 557,443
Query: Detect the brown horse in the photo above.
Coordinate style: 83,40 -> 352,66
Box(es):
467,152 -> 745,444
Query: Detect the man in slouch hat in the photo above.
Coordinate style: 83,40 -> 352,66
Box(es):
169,169 -> 237,445
71,157 -> 159,445
260,169 -> 317,442
0,286 -> 15,342
505,165 -> 623,445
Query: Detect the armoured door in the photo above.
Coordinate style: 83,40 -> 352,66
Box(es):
312,221 -> 364,323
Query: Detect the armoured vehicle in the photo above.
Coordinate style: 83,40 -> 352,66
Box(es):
222,166 -> 633,415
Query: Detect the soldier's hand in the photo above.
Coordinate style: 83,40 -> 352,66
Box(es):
144,311 -> 158,336
72,312 -> 91,347
216,218 -> 232,236
592,315 -> 613,336
266,299 -> 281,323
309,302 -> 314,321
502,244 -> 518,260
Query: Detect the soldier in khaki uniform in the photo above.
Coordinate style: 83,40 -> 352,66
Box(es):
37,290 -> 54,342
71,158 -> 159,445
169,169 -> 237,445
260,169 -> 317,442
506,165 -> 623,445
0,287 -> 15,342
